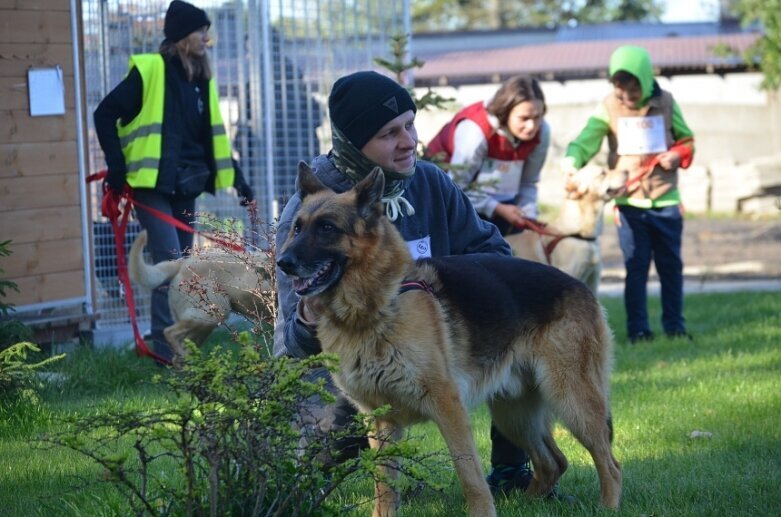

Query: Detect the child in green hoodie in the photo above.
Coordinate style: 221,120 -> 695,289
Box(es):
562,45 -> 695,344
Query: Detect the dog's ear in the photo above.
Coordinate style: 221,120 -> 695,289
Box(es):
296,161 -> 327,199
355,167 -> 385,222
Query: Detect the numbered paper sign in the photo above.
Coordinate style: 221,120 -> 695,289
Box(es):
475,158 -> 524,202
616,115 -> 667,155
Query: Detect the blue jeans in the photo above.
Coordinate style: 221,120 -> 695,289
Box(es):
133,189 -> 196,362
616,205 -> 685,338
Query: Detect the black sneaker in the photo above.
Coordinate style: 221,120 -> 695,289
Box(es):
665,330 -> 694,341
629,330 -> 655,344
486,463 -> 534,495
486,464 -> 575,503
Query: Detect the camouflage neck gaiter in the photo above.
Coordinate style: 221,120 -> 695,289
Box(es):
330,125 -> 416,221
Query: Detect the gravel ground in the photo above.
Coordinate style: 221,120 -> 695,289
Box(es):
598,216 -> 781,285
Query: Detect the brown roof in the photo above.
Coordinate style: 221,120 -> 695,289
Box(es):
415,32 -> 761,86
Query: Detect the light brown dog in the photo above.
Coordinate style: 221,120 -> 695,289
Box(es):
506,166 -> 623,293
277,162 -> 621,516
128,230 -> 273,357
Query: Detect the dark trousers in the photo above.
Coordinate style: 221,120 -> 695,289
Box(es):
482,208 -> 530,467
133,189 -> 196,361
490,424 -> 531,467
616,204 -> 685,337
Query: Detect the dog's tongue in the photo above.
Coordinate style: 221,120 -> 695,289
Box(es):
291,263 -> 332,295
291,277 -> 311,294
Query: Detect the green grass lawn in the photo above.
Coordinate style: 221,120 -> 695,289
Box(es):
1,291 -> 780,515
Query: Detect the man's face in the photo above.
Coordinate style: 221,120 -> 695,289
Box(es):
360,110 -> 417,171
613,78 -> 643,109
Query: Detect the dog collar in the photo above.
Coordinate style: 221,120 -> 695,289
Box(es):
399,280 -> 434,295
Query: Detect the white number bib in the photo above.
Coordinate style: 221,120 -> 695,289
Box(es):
406,236 -> 432,259
474,158 -> 524,202
617,115 -> 667,155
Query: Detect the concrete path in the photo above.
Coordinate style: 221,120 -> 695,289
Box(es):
599,278 -> 781,298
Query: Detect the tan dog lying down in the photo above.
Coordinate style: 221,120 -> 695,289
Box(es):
506,166 -> 622,293
128,230 -> 272,357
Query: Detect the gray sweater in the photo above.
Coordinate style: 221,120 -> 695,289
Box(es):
273,153 -> 511,358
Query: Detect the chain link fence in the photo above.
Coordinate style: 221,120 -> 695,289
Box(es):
82,0 -> 409,344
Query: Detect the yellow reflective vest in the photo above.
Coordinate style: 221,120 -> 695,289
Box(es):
116,53 -> 235,190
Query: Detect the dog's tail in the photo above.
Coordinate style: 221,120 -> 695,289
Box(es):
128,230 -> 184,289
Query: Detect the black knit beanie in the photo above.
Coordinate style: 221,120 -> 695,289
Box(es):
328,71 -> 417,149
164,0 -> 211,43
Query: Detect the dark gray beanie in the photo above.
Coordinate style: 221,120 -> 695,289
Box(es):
164,0 -> 210,43
328,71 -> 417,149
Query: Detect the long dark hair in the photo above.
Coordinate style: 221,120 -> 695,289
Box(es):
486,75 -> 546,128
159,37 -> 211,82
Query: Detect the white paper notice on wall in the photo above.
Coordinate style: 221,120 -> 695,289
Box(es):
28,66 -> 66,116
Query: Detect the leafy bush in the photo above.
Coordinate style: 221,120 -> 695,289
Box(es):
0,342 -> 62,438
0,241 -> 65,401
0,239 -> 32,356
0,319 -> 33,352
33,202 -> 443,514
39,345 -> 441,515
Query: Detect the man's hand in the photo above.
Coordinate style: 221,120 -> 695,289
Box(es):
296,296 -> 324,328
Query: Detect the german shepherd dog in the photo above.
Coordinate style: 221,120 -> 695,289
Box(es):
277,162 -> 621,516
129,230 -> 273,357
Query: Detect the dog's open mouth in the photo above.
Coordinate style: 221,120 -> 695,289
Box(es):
291,260 -> 340,296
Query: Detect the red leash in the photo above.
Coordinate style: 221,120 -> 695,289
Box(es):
87,170 -> 245,364
94,179 -> 170,364
130,197 -> 244,252
624,137 -> 695,192
514,217 -> 582,265
614,137 -> 695,227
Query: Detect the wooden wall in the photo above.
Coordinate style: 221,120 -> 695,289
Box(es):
0,0 -> 86,308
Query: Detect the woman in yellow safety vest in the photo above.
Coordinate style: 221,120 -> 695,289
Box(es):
94,0 -> 254,363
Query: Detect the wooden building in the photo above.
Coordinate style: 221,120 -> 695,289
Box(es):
0,0 -> 94,344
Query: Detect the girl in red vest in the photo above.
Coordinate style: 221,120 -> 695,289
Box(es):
427,76 -> 550,234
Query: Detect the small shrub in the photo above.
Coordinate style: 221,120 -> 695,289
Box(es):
0,342 -> 65,400
39,345 -> 441,515
37,216 -> 444,514
0,240 -> 34,356
0,240 -> 64,402
0,319 -> 33,351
